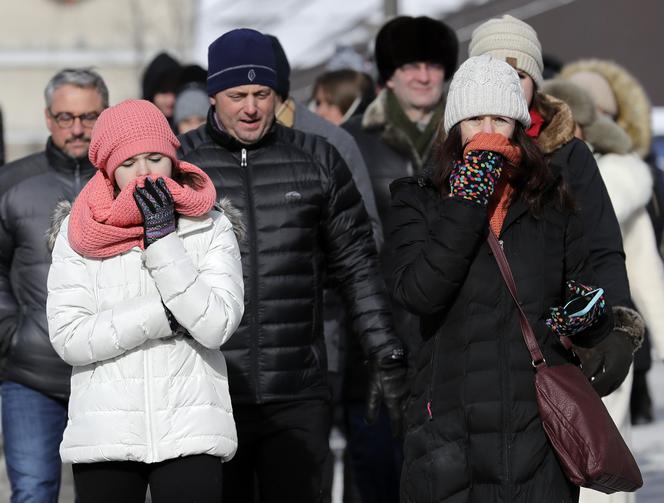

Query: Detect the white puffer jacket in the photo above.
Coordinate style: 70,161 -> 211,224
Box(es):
47,208 -> 244,464
597,153 -> 664,359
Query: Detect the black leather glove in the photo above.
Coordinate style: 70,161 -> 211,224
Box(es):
573,306 -> 644,397
575,330 -> 633,397
134,177 -> 176,247
365,348 -> 408,437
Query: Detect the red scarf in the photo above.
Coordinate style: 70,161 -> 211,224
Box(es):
526,108 -> 545,138
68,161 -> 216,259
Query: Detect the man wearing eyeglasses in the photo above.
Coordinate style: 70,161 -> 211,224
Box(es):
0,67 -> 108,502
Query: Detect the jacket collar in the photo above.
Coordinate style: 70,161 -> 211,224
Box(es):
205,106 -> 278,152
500,198 -> 529,235
177,214 -> 214,237
534,93 -> 575,155
45,137 -> 95,175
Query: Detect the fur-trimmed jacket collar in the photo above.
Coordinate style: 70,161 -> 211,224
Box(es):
47,197 -> 245,253
534,93 -> 576,155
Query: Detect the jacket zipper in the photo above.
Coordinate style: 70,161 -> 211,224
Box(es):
141,263 -> 157,461
496,234 -> 512,496
426,334 -> 440,420
240,148 -> 261,403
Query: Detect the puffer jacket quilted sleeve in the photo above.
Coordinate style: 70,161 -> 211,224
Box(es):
319,139 -> 401,358
47,213 -> 244,365
390,177 -> 488,316
142,215 -> 244,349
48,219 -> 174,366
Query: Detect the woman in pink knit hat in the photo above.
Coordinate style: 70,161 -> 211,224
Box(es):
45,99 -> 245,502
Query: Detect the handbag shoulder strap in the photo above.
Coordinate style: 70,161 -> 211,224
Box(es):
487,232 -> 547,367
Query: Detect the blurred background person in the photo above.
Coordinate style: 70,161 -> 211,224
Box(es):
0,67 -> 107,502
173,84 -> 210,134
343,15 -> 458,503
311,69 -> 375,126
141,52 -> 183,128
560,59 -> 664,426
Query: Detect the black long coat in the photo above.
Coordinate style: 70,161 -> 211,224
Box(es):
389,177 -> 611,503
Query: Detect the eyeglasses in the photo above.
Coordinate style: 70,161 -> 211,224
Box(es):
48,110 -> 101,129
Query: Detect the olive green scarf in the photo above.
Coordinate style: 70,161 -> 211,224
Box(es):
385,89 -> 445,164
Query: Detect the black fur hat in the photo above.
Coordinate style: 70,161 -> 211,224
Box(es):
375,16 -> 458,83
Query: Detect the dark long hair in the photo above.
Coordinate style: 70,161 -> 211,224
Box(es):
432,123 -> 574,214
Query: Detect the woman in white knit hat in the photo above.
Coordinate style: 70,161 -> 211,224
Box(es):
469,11 -> 645,433
388,55 -> 613,503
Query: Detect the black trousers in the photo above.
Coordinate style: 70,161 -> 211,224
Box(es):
72,454 -> 222,503
223,399 -> 332,503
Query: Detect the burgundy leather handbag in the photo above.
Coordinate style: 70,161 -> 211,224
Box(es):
488,232 -> 643,494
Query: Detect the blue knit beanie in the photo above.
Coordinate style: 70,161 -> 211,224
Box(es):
207,28 -> 277,96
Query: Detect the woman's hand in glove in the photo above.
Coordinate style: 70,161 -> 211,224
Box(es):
134,177 -> 176,247
449,150 -> 505,206
574,331 -> 633,397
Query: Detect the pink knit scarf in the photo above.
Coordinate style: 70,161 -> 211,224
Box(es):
68,161 -> 216,258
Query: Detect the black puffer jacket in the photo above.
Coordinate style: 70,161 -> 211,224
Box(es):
178,113 -> 400,404
0,139 -> 96,400
535,93 -> 631,308
390,177 -> 611,503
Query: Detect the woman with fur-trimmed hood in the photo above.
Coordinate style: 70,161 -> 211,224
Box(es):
543,78 -> 661,503
469,15 -> 643,402
560,59 -> 661,426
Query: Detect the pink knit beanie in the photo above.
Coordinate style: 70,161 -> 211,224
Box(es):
88,99 -> 181,183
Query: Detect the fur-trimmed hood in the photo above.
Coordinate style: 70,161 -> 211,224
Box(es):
47,197 -> 245,253
596,151 -> 653,225
534,92 -> 576,155
559,59 -> 652,158
540,78 -> 632,155
584,115 -> 632,156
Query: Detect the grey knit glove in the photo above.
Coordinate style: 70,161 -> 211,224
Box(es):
134,178 -> 176,247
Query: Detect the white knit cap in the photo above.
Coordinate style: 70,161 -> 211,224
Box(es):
468,15 -> 543,87
444,55 -> 531,133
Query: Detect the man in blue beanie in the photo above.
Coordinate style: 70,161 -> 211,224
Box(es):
178,28 -> 407,503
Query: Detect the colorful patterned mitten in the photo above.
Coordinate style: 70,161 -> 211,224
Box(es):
449,150 -> 505,206
546,280 -> 607,338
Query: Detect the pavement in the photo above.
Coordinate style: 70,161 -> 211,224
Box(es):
1,361 -> 663,502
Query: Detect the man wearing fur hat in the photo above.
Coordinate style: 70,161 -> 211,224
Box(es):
178,28 -> 407,503
469,14 -> 643,405
0,68 -> 107,501
342,15 -> 458,502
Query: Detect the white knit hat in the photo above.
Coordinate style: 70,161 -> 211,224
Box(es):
444,55 -> 531,133
468,15 -> 543,87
